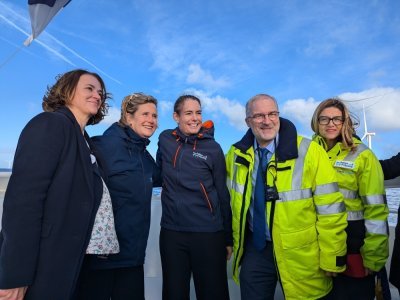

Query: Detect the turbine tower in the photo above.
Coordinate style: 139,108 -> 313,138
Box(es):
361,104 -> 375,149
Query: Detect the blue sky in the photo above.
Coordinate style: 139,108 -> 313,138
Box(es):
0,0 -> 399,168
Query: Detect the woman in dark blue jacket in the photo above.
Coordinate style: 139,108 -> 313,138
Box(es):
77,93 -> 161,300
157,95 -> 232,300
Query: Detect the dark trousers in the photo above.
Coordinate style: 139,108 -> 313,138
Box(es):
327,273 -> 376,300
159,228 -> 230,300
75,256 -> 145,300
239,232 -> 277,300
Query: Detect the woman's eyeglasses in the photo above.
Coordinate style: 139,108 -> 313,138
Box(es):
318,116 -> 344,125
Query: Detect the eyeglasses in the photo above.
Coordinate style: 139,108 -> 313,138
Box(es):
318,116 -> 344,125
249,111 -> 279,122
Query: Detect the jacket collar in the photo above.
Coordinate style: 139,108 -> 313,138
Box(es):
172,120 -> 215,144
233,117 -> 298,162
106,122 -> 150,149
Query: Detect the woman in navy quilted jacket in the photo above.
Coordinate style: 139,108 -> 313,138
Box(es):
77,93 -> 161,300
157,95 -> 232,300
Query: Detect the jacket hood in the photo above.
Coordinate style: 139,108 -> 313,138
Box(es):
172,120 -> 215,143
233,117 -> 298,162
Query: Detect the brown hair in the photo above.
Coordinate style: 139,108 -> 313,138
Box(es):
42,69 -> 111,125
119,92 -> 158,126
311,98 -> 356,150
173,95 -> 201,114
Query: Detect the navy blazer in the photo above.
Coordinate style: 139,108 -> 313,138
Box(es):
0,107 -> 103,299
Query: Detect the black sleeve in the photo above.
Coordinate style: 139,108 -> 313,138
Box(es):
380,152 -> 400,180
212,145 -> 233,246
0,113 -> 66,288
156,141 -> 163,181
152,162 -> 162,187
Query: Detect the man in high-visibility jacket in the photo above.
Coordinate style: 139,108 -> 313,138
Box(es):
226,94 -> 348,300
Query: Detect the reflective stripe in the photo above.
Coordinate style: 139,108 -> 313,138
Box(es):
347,210 -> 364,221
339,188 -> 358,199
365,220 -> 388,235
278,188 -> 312,202
226,178 -> 231,190
314,182 -> 339,195
316,202 -> 346,215
344,143 -> 368,161
232,181 -> 245,195
292,138 -> 311,190
362,194 -> 387,205
229,161 -> 239,191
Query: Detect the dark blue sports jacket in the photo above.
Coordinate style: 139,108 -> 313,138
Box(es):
156,121 -> 232,245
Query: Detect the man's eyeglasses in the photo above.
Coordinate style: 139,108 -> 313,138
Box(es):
318,116 -> 344,125
249,111 -> 279,122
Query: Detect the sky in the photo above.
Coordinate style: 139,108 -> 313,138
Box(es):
0,0 -> 399,168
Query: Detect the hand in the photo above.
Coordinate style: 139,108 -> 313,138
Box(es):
324,271 -> 338,277
0,286 -> 27,300
226,246 -> 233,260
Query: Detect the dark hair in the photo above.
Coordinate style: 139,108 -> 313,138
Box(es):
119,92 -> 158,126
311,97 -> 356,150
173,95 -> 201,114
42,69 -> 111,125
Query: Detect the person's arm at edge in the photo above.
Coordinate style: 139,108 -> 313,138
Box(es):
380,152 -> 400,180
0,113 -> 66,291
213,146 -> 233,260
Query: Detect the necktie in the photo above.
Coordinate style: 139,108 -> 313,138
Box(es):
253,148 -> 268,250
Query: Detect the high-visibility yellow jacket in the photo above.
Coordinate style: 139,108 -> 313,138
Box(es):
226,119 -> 347,300
313,135 -> 389,271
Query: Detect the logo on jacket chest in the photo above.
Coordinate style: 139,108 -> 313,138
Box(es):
334,160 -> 355,170
193,151 -> 208,161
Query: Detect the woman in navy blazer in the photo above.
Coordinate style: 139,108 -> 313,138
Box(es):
0,69 -> 112,300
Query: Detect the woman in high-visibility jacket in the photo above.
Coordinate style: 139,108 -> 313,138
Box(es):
311,98 -> 389,300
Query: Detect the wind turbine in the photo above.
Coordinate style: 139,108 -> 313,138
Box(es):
361,104 -> 375,149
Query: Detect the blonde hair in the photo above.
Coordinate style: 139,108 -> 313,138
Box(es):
119,93 -> 157,126
311,98 -> 356,150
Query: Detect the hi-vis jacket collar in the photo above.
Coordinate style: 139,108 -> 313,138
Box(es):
233,117 -> 298,162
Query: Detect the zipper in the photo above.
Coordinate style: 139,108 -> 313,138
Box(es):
173,144 -> 182,168
200,181 -> 213,214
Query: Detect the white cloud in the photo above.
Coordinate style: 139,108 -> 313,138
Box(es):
101,107 -> 120,125
339,87 -> 400,131
278,88 -> 400,138
186,64 -> 230,91
159,101 -> 174,115
280,97 -> 320,131
187,90 -> 247,131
